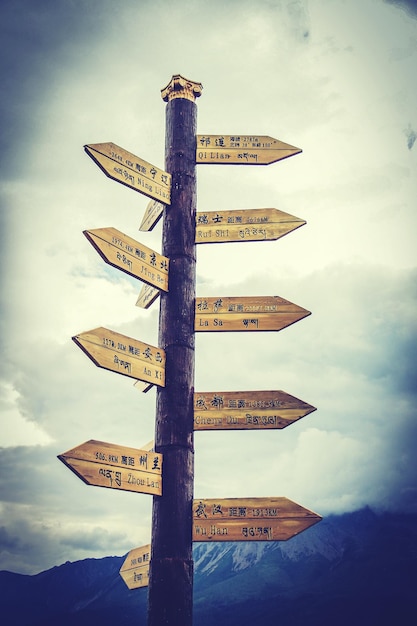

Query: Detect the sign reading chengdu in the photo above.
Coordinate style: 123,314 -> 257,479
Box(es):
194,390 -> 316,430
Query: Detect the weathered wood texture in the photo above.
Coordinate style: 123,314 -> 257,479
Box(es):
148,95 -> 197,626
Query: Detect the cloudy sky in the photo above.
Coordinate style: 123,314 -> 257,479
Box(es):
1,0 -> 416,575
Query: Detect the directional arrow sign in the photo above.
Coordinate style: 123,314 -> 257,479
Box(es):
193,498 -> 321,542
194,390 -> 316,430
72,327 -> 165,387
196,135 -> 301,165
84,142 -> 171,204
84,227 -> 169,292
195,296 -> 310,332
120,544 -> 151,589
196,208 -> 305,244
136,283 -> 160,309
58,440 -> 162,496
139,199 -> 165,231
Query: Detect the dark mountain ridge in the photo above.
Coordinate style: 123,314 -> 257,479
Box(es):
1,508 -> 416,625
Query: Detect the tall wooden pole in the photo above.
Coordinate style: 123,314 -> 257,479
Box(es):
147,75 -> 202,626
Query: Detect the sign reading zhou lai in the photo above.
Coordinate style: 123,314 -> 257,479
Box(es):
58,440 -> 163,496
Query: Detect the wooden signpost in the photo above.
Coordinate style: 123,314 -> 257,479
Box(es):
194,390 -> 316,430
196,135 -> 301,165
84,227 -> 169,291
196,208 -> 305,244
193,498 -> 321,542
58,440 -> 163,496
120,544 -> 151,589
68,75 -> 319,626
84,142 -> 171,204
72,327 -> 165,387
195,296 -> 310,332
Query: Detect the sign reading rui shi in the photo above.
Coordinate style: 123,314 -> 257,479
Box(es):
194,390 -> 316,431
195,296 -> 310,332
193,497 -> 321,542
195,208 -> 305,244
84,227 -> 169,292
196,135 -> 301,165
84,142 -> 171,204
58,440 -> 162,496
72,327 -> 165,387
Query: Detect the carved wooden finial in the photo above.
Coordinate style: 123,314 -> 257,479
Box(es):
161,74 -> 203,102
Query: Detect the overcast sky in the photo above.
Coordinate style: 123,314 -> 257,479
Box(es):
1,0 -> 416,575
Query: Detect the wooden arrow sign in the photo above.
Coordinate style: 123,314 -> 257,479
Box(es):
84,142 -> 171,204
195,296 -> 310,332
196,135 -> 301,165
72,327 -> 165,387
196,208 -> 305,244
136,283 -> 160,309
58,440 -> 163,496
139,199 -> 165,231
194,390 -> 316,430
193,497 -> 321,542
120,544 -> 151,589
84,227 -> 169,292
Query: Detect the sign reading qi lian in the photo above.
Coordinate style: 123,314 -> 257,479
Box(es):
196,135 -> 302,165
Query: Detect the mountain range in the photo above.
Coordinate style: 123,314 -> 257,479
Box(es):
1,508 -> 416,625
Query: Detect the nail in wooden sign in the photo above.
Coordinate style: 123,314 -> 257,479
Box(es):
58,440 -> 162,496
72,327 -> 165,387
195,296 -> 310,332
84,142 -> 171,204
